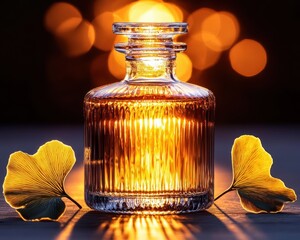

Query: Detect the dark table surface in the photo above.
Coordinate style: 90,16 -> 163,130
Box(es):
0,125 -> 299,240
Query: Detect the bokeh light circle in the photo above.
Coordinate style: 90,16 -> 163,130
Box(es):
201,11 -> 240,52
57,20 -> 95,57
92,12 -> 121,51
44,2 -> 82,35
229,39 -> 267,77
186,33 -> 221,71
176,53 -> 192,82
129,1 -> 176,22
108,50 -> 126,79
187,8 -> 216,35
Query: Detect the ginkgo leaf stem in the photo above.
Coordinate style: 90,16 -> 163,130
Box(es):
214,187 -> 234,201
64,193 -> 82,209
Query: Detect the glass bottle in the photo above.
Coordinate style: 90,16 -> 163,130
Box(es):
84,22 -> 215,214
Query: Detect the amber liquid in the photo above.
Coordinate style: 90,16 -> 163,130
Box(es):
84,92 -> 214,214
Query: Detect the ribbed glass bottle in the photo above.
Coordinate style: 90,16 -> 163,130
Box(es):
84,22 -> 215,214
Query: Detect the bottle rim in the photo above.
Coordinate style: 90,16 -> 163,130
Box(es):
113,22 -> 188,36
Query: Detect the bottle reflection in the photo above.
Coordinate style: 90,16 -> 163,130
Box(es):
63,210 -> 233,240
65,212 -> 200,240
97,215 -> 198,239
59,164 -> 235,239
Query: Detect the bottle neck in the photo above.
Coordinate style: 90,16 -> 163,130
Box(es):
125,56 -> 177,82
113,23 -> 188,83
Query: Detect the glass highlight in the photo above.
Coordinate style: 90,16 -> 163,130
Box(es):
84,22 -> 215,214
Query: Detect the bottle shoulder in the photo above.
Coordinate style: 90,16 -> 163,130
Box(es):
85,80 -> 215,102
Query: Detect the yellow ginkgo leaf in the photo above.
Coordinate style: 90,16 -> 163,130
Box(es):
215,135 -> 297,213
3,140 -> 81,221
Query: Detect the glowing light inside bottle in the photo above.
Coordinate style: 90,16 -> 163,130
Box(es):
84,22 -> 215,214
84,98 -> 214,213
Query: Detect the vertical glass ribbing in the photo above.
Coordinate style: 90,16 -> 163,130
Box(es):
84,98 -> 214,213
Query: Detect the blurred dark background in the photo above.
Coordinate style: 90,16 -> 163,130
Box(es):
1,0 -> 300,125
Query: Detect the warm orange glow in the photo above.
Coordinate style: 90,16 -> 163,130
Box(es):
128,1 -> 176,22
44,1 -> 266,86
108,50 -> 126,79
114,3 -> 132,22
44,2 -> 82,35
57,20 -> 95,57
187,8 -> 216,34
201,11 -> 240,52
98,215 -> 196,239
63,163 -> 232,208
93,0 -> 131,17
229,39 -> 267,77
214,164 -> 232,196
44,2 -> 95,57
92,12 -> 121,51
108,49 -> 192,82
176,53 -> 192,82
107,35 -> 127,79
163,2 -> 184,22
186,34 -> 221,71
110,1 -> 185,79
85,116 -> 211,199
55,18 -> 82,36
65,164 -> 85,205
57,164 -> 259,239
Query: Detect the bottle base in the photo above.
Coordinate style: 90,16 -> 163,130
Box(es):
85,191 -> 213,214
